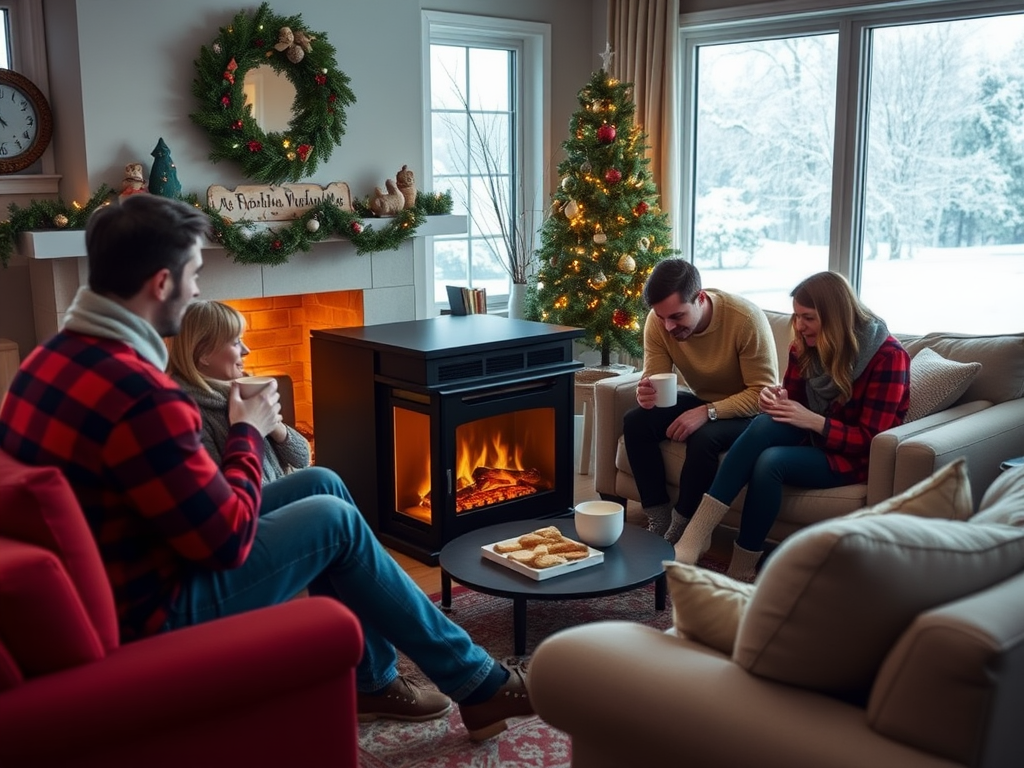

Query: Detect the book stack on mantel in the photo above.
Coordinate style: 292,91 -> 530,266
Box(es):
446,285 -> 487,315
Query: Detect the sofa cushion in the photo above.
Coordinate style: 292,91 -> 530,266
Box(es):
900,332 -> 1024,405
0,453 -> 119,652
970,464 -> 1024,527
905,348 -> 982,422
844,456 -> 972,521
663,561 -> 754,655
733,513 -> 1024,703
0,539 -> 106,682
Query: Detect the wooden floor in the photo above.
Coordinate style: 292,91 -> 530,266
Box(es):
387,468 -> 647,595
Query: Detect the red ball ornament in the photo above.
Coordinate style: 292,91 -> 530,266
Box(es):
271,240 -> 282,250
247,140 -> 263,153
604,168 -> 622,184
634,201 -> 649,216
597,124 -> 617,144
351,222 -> 363,234
613,308 -> 630,327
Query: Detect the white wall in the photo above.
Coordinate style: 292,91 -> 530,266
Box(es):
0,0 -> 598,353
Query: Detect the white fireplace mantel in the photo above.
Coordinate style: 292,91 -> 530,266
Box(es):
17,215 -> 467,260
21,215 -> 466,342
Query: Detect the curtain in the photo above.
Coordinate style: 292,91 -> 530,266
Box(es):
607,0 -> 679,228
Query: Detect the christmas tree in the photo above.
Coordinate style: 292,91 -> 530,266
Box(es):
148,137 -> 182,198
526,65 -> 674,365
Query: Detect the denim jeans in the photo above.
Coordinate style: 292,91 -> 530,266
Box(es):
707,414 -> 847,550
165,466 -> 496,700
623,392 -> 752,519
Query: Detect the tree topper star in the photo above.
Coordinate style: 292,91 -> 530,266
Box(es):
599,42 -> 615,72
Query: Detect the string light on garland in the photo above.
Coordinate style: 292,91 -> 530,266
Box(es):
0,184 -> 453,269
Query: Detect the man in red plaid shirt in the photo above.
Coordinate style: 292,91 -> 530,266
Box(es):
0,194 -> 532,741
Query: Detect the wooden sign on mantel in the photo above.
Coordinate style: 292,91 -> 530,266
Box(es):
206,183 -> 353,223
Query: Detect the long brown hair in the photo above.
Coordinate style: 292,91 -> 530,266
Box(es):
790,272 -> 880,402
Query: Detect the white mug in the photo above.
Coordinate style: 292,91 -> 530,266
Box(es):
235,376 -> 276,399
649,373 -> 677,408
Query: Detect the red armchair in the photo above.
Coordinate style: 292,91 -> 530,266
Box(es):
0,450 -> 363,768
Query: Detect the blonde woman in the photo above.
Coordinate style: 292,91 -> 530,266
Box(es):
167,300 -> 309,481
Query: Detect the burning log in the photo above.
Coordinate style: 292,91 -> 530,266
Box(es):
456,484 -> 536,511
471,466 -> 552,492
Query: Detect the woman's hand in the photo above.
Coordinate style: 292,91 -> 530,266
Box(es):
228,380 -> 282,438
762,395 -> 827,434
268,422 -> 288,443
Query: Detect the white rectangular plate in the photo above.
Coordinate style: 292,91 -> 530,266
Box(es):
481,534 -> 604,581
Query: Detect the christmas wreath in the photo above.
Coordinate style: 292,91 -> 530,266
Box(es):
190,2 -> 355,185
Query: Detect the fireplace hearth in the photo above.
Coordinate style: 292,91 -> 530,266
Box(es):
311,315 -> 583,564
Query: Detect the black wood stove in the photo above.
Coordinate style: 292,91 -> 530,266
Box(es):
311,315 -> 583,564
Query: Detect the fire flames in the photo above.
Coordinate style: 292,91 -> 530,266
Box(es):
420,420 -> 552,513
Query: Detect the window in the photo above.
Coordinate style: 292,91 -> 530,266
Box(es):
680,1 -> 1024,334
423,12 -> 549,314
0,0 -> 57,193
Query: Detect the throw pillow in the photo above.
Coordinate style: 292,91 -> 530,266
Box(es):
971,464 -> 1024,527
844,457 -> 972,521
663,561 -> 754,655
906,347 -> 981,422
733,513 -> 1024,704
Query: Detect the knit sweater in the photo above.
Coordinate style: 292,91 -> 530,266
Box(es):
641,290 -> 779,419
173,376 -> 311,484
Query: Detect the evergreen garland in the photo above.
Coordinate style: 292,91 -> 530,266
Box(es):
0,185 -> 114,267
0,188 -> 454,268
190,2 -> 355,185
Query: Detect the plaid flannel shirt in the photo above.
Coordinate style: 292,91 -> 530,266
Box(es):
0,331 -> 264,641
783,336 -> 910,482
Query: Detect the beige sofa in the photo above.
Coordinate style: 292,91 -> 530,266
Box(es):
593,311 -> 1024,541
529,466 -> 1024,768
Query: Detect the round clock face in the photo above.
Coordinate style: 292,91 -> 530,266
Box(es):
0,69 -> 53,174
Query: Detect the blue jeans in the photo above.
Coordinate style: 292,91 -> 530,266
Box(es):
165,466 -> 496,700
707,415 -> 848,550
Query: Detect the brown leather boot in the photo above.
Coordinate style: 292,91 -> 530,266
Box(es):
458,666 -> 533,741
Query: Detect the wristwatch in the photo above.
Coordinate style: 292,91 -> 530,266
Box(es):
707,404 -> 718,421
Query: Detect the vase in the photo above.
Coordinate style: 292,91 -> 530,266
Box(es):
508,283 -> 528,320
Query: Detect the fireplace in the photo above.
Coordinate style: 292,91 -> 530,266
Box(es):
311,315 -> 583,564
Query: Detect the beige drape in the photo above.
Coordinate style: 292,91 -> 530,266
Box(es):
607,0 -> 678,226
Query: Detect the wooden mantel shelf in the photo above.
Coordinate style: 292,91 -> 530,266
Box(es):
17,214 -> 467,260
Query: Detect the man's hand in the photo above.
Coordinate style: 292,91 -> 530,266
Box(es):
228,379 -> 282,438
665,405 -> 709,442
635,376 -> 659,409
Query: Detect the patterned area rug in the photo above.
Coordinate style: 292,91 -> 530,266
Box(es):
357,581 -> 676,768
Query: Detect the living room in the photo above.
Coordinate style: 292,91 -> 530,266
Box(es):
2,1 -> 1024,766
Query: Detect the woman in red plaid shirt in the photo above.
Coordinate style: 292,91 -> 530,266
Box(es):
673,271 -> 911,581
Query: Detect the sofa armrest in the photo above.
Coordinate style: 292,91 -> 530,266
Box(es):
866,400 -> 991,505
529,621 -> 951,768
894,398 -> 1024,508
593,372 -> 642,497
0,597 -> 363,767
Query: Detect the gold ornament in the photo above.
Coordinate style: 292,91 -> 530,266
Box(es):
306,217 -> 320,233
593,232 -> 607,245
561,176 -> 572,190
617,254 -> 636,273
580,161 -> 592,174
638,237 -> 651,252
564,199 -> 579,219
589,271 -> 608,290
53,214 -> 69,228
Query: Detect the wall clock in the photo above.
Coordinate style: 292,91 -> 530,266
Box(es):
0,68 -> 53,174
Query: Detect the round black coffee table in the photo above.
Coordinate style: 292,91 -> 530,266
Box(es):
438,518 -> 673,655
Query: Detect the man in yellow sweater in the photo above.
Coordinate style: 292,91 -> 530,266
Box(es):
625,259 -> 778,543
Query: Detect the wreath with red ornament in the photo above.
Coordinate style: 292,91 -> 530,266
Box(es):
190,2 -> 355,185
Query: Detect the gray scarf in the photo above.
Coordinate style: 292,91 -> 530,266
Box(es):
804,317 -> 889,415
61,286 -> 169,371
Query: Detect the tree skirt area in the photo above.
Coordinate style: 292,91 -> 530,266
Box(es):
357,580 -> 680,768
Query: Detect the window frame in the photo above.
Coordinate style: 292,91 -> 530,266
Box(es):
677,0 -> 1024,298
421,11 -> 550,316
0,0 -> 58,193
